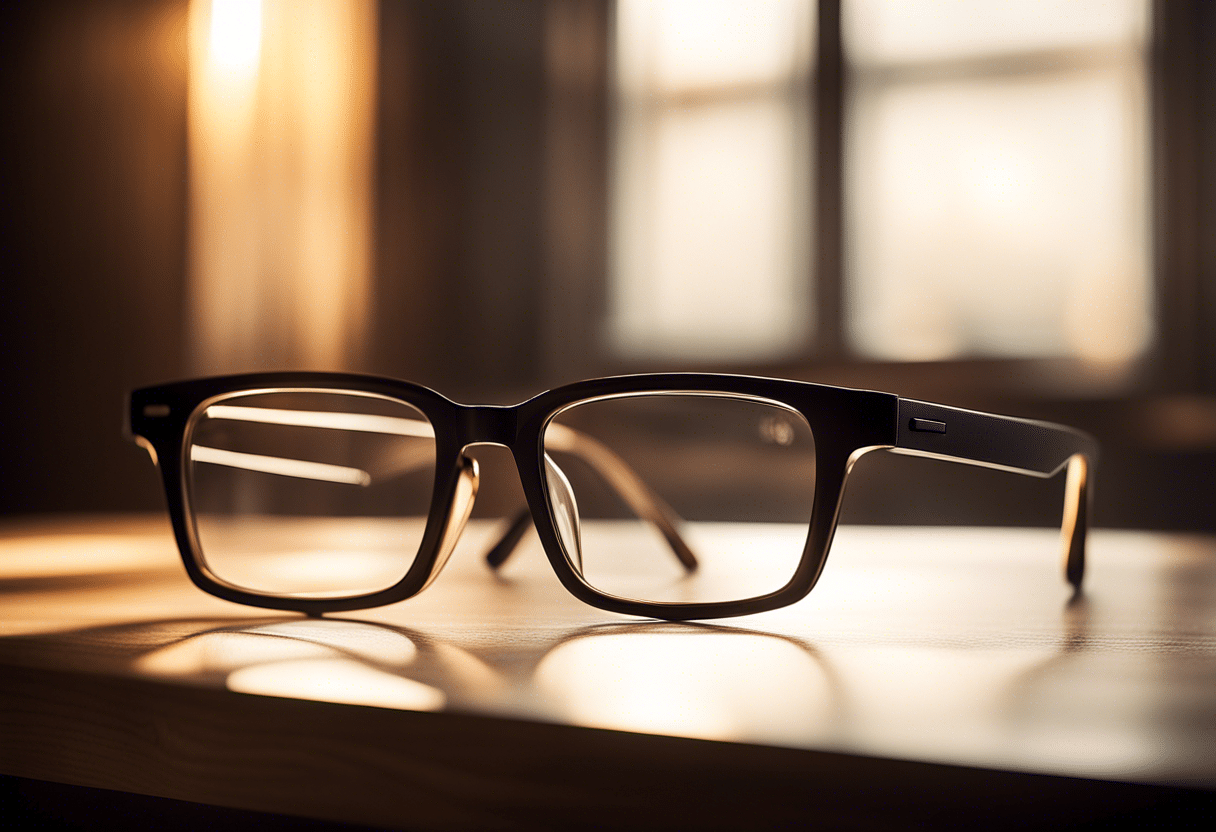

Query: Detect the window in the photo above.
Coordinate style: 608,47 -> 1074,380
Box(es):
844,0 -> 1151,363
604,0 -> 1153,374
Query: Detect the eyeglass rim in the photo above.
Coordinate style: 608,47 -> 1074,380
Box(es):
128,371 -> 1097,620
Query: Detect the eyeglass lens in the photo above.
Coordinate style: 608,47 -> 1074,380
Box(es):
186,390 -> 437,599
543,394 -> 816,605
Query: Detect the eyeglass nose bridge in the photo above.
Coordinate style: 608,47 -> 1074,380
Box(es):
417,404 -> 522,590
457,404 -> 520,448
433,403 -> 590,583
444,401 -> 701,580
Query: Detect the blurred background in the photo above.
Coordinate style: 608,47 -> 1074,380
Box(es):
1,0 -> 1212,531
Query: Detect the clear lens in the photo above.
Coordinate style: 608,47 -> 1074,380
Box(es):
187,390 -> 436,599
543,393 -> 816,605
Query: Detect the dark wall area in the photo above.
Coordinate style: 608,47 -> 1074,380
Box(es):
371,1 -> 550,392
0,0 -> 188,513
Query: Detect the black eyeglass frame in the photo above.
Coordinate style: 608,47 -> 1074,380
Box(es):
128,372 -> 1097,620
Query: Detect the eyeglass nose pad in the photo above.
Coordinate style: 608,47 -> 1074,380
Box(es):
544,453 -> 584,575
421,454 -> 479,591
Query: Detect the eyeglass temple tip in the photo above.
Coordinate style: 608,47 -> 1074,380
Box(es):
1062,454 -> 1090,591
484,508 -> 534,570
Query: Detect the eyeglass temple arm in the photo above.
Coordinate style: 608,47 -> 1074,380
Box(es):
891,398 -> 1098,591
486,422 -> 699,572
483,507 -> 535,570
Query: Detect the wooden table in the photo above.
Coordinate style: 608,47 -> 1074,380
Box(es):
2,515 -> 1214,829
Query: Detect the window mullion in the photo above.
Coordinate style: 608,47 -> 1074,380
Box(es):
814,0 -> 845,359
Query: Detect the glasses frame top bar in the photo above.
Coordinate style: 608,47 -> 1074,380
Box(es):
128,372 -> 1096,620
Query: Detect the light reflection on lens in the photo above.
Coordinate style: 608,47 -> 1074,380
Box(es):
191,445 -> 372,486
204,405 -> 434,438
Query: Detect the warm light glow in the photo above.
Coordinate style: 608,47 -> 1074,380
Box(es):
187,0 -> 377,374
534,631 -> 835,741
228,658 -> 446,711
0,529 -> 179,581
209,0 -> 262,72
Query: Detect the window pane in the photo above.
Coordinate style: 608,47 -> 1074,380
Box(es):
844,1 -> 1151,362
845,0 -> 1147,64
609,0 -> 815,362
617,0 -> 812,94
611,98 -> 812,360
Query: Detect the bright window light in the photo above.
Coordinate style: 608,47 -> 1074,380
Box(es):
209,0 -> 262,72
609,0 -> 816,362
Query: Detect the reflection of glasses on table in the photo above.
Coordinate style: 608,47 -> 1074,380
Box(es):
128,373 -> 1097,620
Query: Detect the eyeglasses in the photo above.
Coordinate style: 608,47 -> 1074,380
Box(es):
127,373 -> 1097,620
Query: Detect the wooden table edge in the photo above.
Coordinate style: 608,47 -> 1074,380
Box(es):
2,663 -> 1211,830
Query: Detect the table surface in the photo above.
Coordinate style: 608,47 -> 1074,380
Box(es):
2,515 -> 1214,829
